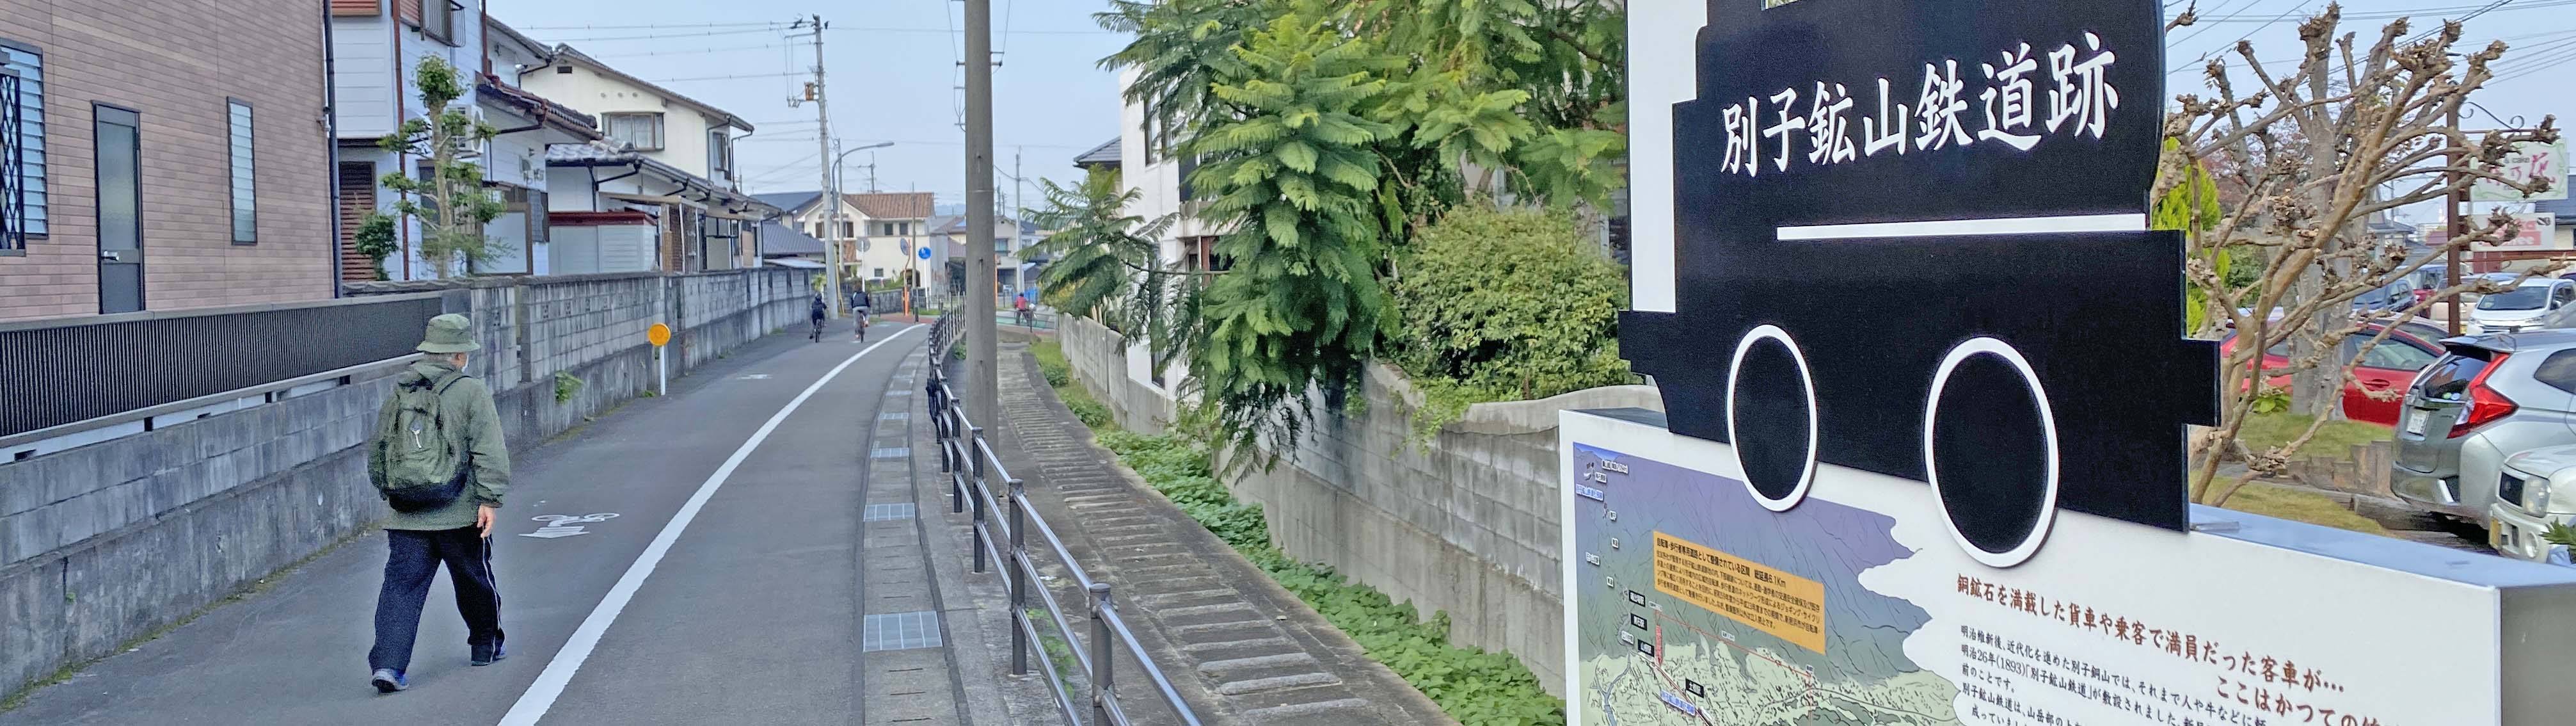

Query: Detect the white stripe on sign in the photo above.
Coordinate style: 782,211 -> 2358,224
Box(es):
1773,213 -> 2146,241
496,323 -> 919,726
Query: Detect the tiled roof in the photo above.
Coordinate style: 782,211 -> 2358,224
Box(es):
759,220 -> 827,256
752,191 -> 825,214
846,191 -> 935,220
474,79 -> 600,140
1074,137 -> 1120,167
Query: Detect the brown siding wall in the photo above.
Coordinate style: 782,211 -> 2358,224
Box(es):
328,0 -> 382,17
0,1 -> 336,321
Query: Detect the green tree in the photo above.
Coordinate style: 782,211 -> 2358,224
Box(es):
369,56 -> 507,278
1022,168 -> 1207,375
1188,6 -> 1405,459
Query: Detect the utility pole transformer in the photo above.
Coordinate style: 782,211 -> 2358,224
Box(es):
964,0 -> 999,424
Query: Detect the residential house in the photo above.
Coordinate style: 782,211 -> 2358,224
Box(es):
930,213 -> 1044,296
749,191 -> 827,268
523,45 -> 774,273
752,190 -> 941,287
0,1 -> 335,321
1107,67 -> 1227,276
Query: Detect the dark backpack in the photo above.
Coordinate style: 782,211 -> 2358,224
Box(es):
379,374 -> 470,512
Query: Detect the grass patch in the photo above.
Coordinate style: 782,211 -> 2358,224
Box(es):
1031,341 -> 1111,431
2214,479 -> 2392,536
1095,430 -> 1564,725
2236,412 -> 2389,458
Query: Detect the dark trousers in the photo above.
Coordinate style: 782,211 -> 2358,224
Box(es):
369,527 -> 504,672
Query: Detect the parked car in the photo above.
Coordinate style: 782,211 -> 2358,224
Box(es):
2352,278 -> 2417,314
2488,444 -> 2576,561
2390,330 -> 2576,522
2218,323 -> 2444,426
2467,278 -> 2576,334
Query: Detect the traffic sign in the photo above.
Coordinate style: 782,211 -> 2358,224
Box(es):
917,246 -> 933,261
646,323 -> 671,348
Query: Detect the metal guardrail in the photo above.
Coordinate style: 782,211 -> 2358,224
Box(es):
924,315 -> 1203,726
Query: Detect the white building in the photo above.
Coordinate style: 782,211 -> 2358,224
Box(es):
523,45 -> 775,273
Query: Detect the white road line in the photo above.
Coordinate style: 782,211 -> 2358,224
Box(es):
496,323 -> 921,726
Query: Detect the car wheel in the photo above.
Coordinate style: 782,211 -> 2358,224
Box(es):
1923,337 -> 2060,567
1726,325 -> 1819,512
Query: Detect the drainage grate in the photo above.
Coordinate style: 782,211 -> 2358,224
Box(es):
864,503 -> 917,521
880,412 -> 910,421
871,447 -> 911,459
863,611 -> 944,651
887,390 -> 913,397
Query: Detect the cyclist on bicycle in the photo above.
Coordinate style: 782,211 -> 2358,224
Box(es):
848,289 -> 871,342
809,295 -> 827,342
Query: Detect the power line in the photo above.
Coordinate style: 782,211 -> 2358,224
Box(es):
517,22 -> 781,31
645,71 -> 804,83
537,27 -> 783,43
584,43 -> 789,59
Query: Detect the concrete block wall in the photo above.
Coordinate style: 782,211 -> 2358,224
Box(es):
1,268 -> 806,698
1057,318 -> 1662,696
0,375 -> 392,692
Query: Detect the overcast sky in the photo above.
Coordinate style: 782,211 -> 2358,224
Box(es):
492,0 -> 2570,222
492,0 -> 1130,214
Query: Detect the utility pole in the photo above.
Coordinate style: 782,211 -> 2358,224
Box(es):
2445,104 -> 2463,336
965,0 -> 999,424
799,14 -> 843,319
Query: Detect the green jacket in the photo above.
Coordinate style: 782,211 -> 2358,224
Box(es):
368,359 -> 511,531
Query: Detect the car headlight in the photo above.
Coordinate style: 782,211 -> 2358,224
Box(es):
2532,475 -> 2552,513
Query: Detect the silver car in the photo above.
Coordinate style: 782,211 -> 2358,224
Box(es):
2489,444 -> 2576,561
2390,330 -> 2576,521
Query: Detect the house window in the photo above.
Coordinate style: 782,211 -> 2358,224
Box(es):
0,40 -> 47,252
603,113 -> 664,151
873,268 -> 885,278
226,100 -> 256,244
839,221 -> 854,238
420,0 -> 456,44
706,129 -> 731,179
1140,99 -> 1158,165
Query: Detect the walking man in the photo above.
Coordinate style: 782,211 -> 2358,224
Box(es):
367,314 -> 511,693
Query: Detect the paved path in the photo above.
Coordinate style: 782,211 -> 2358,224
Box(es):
0,320 -> 1028,726
989,341 -> 1456,726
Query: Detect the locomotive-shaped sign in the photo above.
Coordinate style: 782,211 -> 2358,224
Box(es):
1621,0 -> 2216,566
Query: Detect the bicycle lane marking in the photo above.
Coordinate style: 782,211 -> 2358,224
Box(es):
495,323 -> 921,726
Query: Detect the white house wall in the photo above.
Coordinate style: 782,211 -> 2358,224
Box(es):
331,13 -> 398,139
485,127 -> 548,190
521,67 -> 720,181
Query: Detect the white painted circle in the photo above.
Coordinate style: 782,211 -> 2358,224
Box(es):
1725,325 -> 1820,513
1922,337 -> 2060,569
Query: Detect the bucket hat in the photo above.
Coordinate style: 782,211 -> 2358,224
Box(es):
417,314 -> 481,353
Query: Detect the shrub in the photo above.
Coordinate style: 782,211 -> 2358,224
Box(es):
1388,205 -> 1632,433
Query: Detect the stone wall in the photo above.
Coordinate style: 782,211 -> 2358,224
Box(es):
1056,318 -> 1660,695
0,268 -> 806,697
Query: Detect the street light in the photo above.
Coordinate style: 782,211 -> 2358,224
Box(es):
825,140 -> 894,317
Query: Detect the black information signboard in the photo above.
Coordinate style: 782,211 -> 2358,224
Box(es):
1621,0 -> 2218,564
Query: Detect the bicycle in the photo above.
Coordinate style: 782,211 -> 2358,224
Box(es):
810,316 -> 825,343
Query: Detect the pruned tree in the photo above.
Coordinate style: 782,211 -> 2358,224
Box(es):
368,56 -> 508,278
2164,4 -> 2561,504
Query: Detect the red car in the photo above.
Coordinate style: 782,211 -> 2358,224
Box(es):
2218,324 -> 2445,426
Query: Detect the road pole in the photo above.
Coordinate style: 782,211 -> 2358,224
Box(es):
809,15 -> 843,319
2446,105 -> 2463,336
964,0 -> 999,424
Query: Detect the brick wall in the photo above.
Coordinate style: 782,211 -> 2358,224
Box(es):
0,1 -> 336,321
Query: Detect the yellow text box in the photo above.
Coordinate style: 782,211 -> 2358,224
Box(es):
1652,531 -> 1826,653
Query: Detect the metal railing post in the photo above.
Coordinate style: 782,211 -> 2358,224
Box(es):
969,426 -> 988,574
1088,583 -> 1115,726
963,425 -> 983,516
1008,476 -> 1029,676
